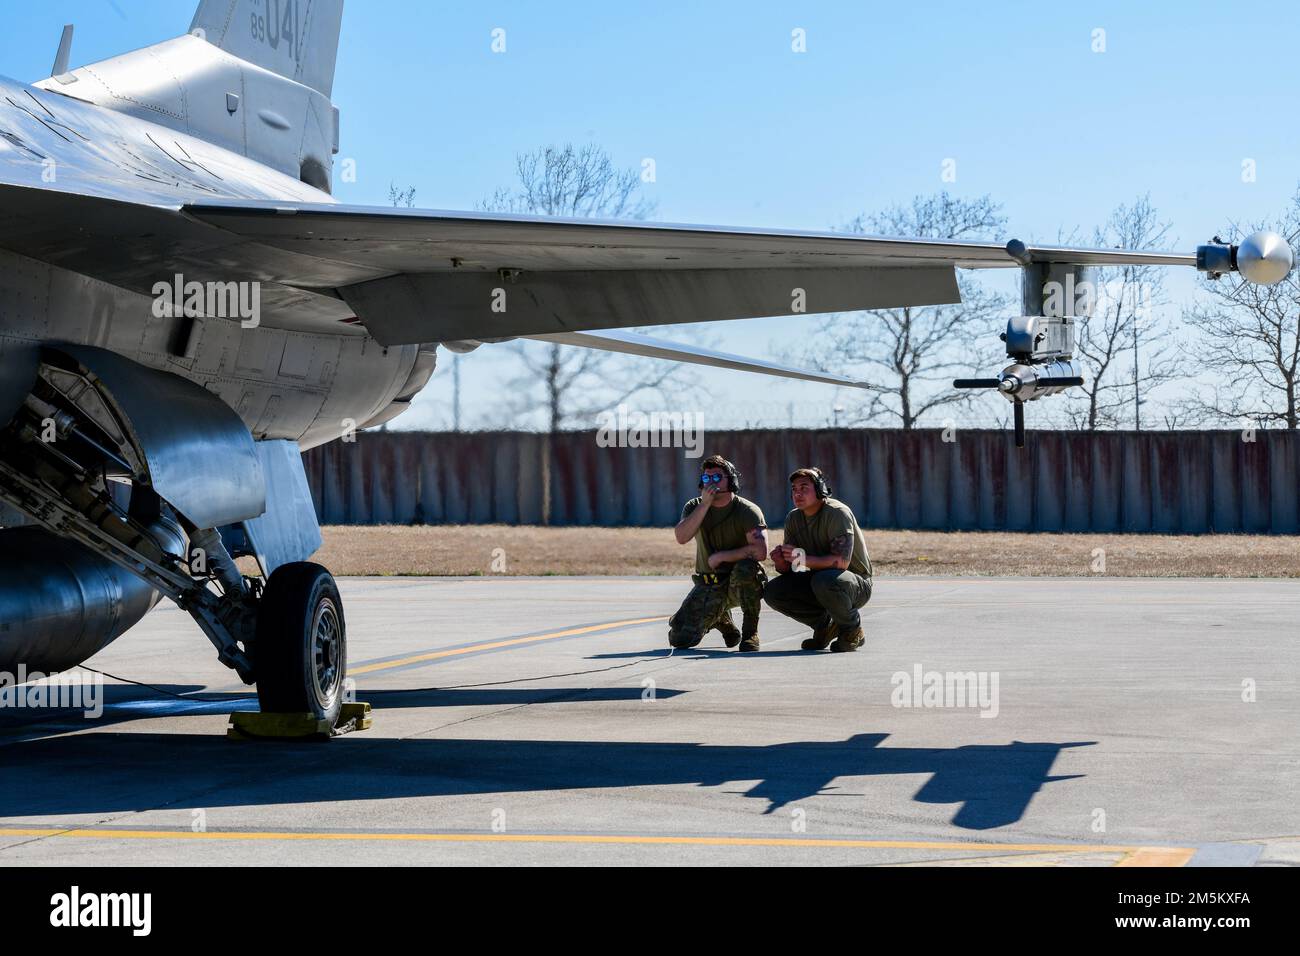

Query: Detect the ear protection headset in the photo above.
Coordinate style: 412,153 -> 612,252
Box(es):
699,457 -> 741,494
810,467 -> 831,500
793,467 -> 831,500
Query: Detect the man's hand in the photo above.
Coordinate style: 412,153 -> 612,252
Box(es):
770,543 -> 793,574
673,490 -> 714,545
707,551 -> 725,571
770,543 -> 813,573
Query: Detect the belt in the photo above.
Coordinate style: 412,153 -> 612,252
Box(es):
692,572 -> 728,586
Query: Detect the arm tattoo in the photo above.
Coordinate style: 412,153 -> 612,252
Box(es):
829,532 -> 854,563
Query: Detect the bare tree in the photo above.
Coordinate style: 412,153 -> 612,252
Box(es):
1063,195 -> 1182,430
500,342 -> 680,433
1180,198 -> 1300,429
480,143 -> 687,432
478,143 -> 655,220
1159,404 -> 1215,430
388,183 -> 415,208
802,192 -> 1009,428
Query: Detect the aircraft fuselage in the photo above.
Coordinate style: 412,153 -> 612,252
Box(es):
0,74 -> 424,450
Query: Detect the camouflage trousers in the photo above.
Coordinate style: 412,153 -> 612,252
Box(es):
763,568 -> 872,630
667,559 -> 766,649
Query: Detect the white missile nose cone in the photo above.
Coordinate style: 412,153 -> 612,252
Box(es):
1237,230 -> 1294,285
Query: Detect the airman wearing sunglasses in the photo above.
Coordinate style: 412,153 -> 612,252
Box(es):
669,455 -> 768,652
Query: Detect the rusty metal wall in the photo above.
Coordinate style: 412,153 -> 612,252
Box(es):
301,429 -> 1300,533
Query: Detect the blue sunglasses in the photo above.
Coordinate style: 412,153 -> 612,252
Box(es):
701,473 -> 726,485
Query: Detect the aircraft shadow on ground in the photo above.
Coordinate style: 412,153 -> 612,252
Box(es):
0,684 -> 254,734
0,683 -> 685,735
0,723 -> 1094,829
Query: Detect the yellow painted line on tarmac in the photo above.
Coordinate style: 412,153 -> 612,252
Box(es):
346,616 -> 669,676
1116,847 -> 1197,867
0,827 -> 1193,862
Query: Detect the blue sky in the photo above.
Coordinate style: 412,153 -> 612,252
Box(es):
3,1 -> 1298,428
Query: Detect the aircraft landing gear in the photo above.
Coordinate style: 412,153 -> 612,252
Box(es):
253,563 -> 348,724
0,347 -> 349,726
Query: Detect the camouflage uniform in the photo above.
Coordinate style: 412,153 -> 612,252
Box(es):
669,494 -> 767,649
764,497 -> 873,632
667,558 -> 767,649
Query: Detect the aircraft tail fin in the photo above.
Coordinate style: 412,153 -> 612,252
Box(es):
190,0 -> 344,97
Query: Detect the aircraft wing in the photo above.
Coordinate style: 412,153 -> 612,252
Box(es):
0,185 -> 1200,348
183,199 -> 1197,345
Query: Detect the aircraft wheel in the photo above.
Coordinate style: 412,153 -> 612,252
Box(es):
254,562 -> 346,723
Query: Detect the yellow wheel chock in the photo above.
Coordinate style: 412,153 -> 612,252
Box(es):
227,702 -> 372,740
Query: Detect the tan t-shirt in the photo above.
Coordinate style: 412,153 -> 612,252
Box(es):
681,495 -> 766,574
782,497 -> 872,579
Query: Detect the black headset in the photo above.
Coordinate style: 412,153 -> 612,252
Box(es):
699,457 -> 741,494
796,467 -> 831,500
813,468 -> 832,499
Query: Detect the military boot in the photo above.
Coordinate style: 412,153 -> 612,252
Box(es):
714,615 -> 742,649
801,619 -> 838,651
830,625 -> 864,653
738,632 -> 760,653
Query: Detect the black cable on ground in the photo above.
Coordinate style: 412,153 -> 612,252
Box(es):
78,648 -> 677,704
359,648 -> 676,694
76,664 -> 255,703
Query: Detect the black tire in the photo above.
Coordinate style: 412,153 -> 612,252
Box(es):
254,562 -> 346,723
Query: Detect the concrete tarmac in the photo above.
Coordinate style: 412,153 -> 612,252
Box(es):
1,576 -> 1297,866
